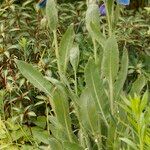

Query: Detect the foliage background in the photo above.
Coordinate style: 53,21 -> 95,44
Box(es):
0,0 -> 150,149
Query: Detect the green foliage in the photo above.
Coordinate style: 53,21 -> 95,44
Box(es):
46,0 -> 58,31
58,25 -> 75,74
16,60 -> 52,96
121,91 -> 150,150
0,0 -> 149,149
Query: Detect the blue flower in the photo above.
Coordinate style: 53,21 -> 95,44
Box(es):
99,4 -> 106,16
38,0 -> 47,9
99,0 -> 130,16
117,0 -> 130,5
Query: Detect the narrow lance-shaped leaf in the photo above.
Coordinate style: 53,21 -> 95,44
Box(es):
90,22 -> 106,48
70,44 -> 80,71
59,25 -> 75,74
101,36 -> 119,83
79,88 -> 100,134
46,0 -> 58,31
48,138 -> 63,150
105,0 -> 114,16
120,138 -> 138,150
85,58 -> 108,126
130,74 -> 146,96
16,60 -> 52,96
49,116 -> 70,142
140,91 -> 148,111
52,87 -> 74,142
114,49 -> 128,98
85,2 -> 100,39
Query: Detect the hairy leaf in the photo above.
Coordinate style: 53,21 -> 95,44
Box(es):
59,25 -> 75,74
46,0 -> 58,31
16,60 -> 52,96
101,36 -> 119,83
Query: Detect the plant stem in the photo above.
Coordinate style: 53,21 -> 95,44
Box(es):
53,30 -> 61,77
109,76 -> 114,115
46,103 -> 50,134
93,39 -> 98,64
104,0 -> 113,36
138,124 -> 144,150
74,69 -> 78,95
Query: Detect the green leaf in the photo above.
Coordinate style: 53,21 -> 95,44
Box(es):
27,111 -> 36,117
59,25 -> 75,74
101,36 -> 119,83
130,74 -> 146,96
86,3 -> 100,39
49,116 -> 70,141
114,49 -> 128,98
105,0 -> 114,28
32,127 -> 51,144
10,129 -> 24,141
52,87 -> 74,142
90,22 -> 106,48
106,0 -> 114,16
120,138 -> 138,150
79,88 -> 100,133
48,138 -> 63,150
16,60 -> 52,96
63,142 -> 84,150
85,58 -> 108,126
33,116 -> 46,129
46,0 -> 58,31
107,121 -> 118,149
70,44 -> 80,71
140,91 -> 148,111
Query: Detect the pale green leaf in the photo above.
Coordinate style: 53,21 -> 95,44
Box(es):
120,138 -> 138,150
46,0 -> 58,31
32,127 -> 51,144
59,25 -> 75,74
70,44 -> 80,71
101,36 -> 119,83
114,49 -> 128,98
79,88 -> 99,133
86,3 -> 100,38
48,138 -> 63,150
63,142 -> 84,150
85,58 -> 108,126
27,111 -> 36,117
90,22 -> 106,48
33,116 -> 46,129
49,116 -> 70,141
140,90 -> 148,111
16,60 -> 52,96
130,74 -> 146,96
52,87 -> 74,142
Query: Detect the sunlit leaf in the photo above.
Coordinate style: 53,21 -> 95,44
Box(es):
46,0 -> 58,31
59,25 -> 75,74
101,36 -> 119,83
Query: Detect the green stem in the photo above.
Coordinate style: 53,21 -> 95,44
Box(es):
46,103 -> 50,134
53,30 -> 61,77
74,69 -> 78,95
93,39 -> 97,64
138,124 -> 144,150
104,0 -> 113,36
97,118 -> 102,150
109,76 -> 114,115
67,85 -> 92,149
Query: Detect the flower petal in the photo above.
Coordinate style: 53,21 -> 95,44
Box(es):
99,4 -> 106,16
38,0 -> 47,8
117,0 -> 130,5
